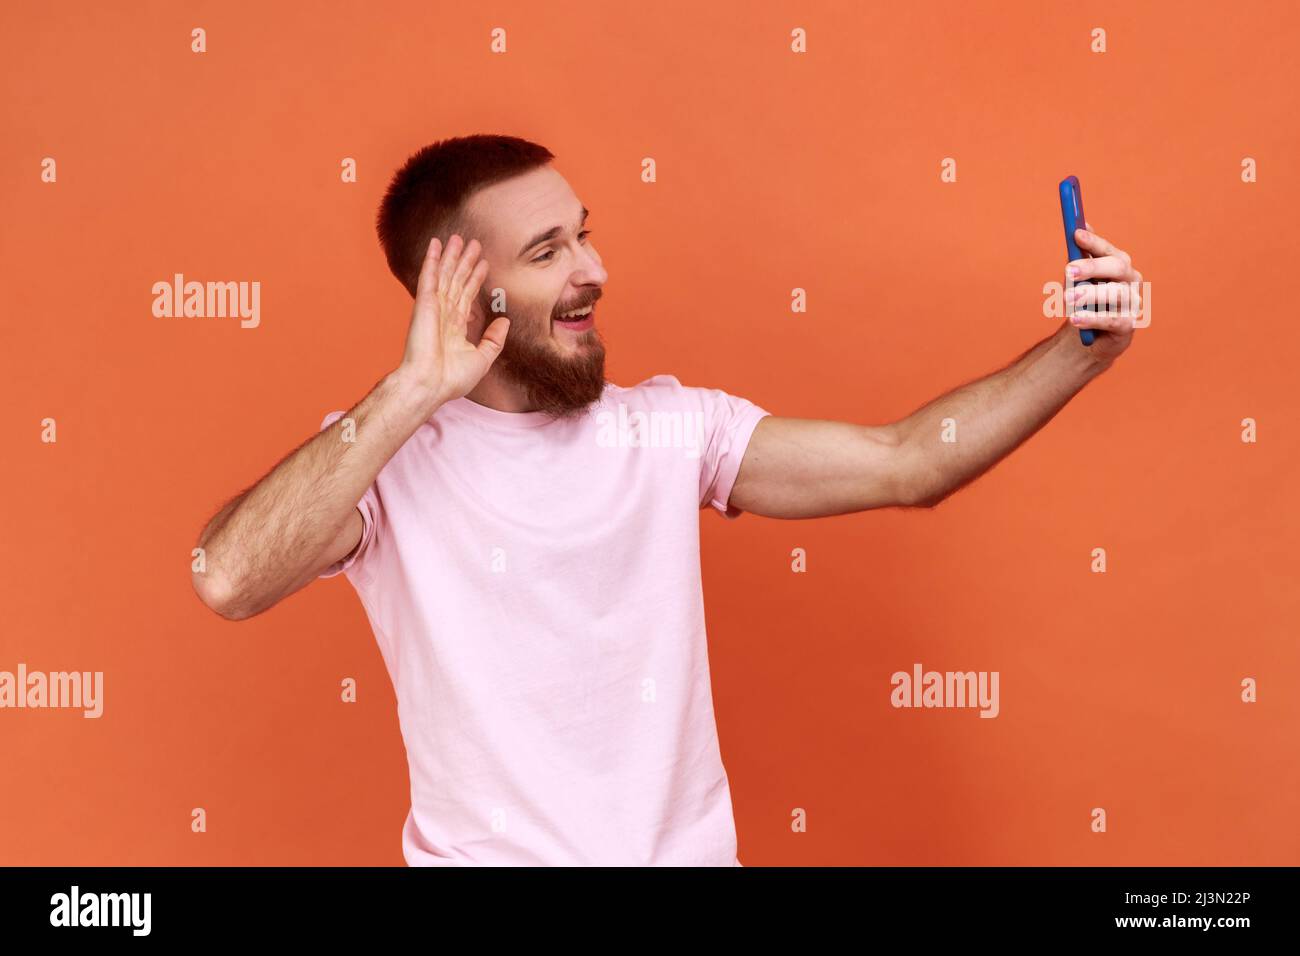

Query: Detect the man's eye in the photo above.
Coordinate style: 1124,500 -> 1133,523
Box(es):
533,230 -> 592,263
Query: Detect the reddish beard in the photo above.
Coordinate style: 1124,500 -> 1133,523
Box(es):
483,296 -> 607,420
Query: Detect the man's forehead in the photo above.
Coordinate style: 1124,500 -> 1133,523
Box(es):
467,168 -> 582,251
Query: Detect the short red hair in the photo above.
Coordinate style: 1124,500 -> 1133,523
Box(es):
376,134 -> 556,297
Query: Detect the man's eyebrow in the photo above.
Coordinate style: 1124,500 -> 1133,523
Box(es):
517,207 -> 589,259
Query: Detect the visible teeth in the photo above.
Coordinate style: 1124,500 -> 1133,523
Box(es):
558,305 -> 593,319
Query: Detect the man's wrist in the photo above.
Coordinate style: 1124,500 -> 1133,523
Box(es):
382,367 -> 446,426
1052,320 -> 1113,380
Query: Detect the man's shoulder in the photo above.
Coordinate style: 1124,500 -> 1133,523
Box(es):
604,373 -> 709,410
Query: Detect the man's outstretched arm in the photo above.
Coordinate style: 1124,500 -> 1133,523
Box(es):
728,226 -> 1143,518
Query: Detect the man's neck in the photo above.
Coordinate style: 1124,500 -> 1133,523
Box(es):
463,372 -> 537,413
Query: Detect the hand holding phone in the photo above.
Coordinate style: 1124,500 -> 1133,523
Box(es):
1059,175 -> 1096,346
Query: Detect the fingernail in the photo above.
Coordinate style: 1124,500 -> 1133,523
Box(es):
1067,266 -> 1080,278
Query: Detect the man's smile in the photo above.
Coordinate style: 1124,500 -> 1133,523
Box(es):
554,302 -> 596,332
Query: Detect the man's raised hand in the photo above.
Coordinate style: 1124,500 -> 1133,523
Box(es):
397,234 -> 510,408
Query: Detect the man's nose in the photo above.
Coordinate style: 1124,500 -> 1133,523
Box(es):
575,247 -> 607,286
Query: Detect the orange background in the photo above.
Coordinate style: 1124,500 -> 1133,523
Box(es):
2,0 -> 1297,865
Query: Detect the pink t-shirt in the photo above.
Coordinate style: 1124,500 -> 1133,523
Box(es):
317,374 -> 770,866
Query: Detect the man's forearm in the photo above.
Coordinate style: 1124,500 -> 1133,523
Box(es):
193,369 -> 437,618
894,320 -> 1112,507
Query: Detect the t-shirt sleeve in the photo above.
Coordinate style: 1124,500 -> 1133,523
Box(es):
316,409 -> 380,579
697,387 -> 771,520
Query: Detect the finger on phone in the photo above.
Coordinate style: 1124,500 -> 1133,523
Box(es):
1069,254 -> 1130,280
1075,227 -> 1122,260
1069,280 -> 1136,313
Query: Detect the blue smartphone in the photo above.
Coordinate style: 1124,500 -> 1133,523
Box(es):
1059,175 -> 1096,346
